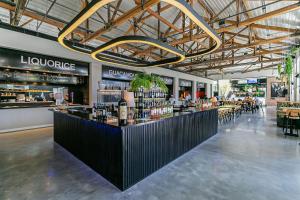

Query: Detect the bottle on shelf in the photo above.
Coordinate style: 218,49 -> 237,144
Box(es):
137,87 -> 144,119
101,104 -> 107,122
118,91 -> 128,126
92,103 -> 97,118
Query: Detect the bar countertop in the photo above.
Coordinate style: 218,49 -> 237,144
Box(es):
54,107 -> 218,128
0,102 -> 85,109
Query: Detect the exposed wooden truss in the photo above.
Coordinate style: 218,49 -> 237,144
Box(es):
11,0 -> 28,26
0,0 -> 299,75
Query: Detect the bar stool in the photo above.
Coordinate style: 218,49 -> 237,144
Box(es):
277,109 -> 288,134
285,110 -> 299,137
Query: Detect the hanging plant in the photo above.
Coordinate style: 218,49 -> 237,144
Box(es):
285,55 -> 293,83
290,46 -> 300,58
130,73 -> 168,92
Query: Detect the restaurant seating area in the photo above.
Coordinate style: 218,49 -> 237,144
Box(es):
277,101 -> 300,137
218,97 -> 262,124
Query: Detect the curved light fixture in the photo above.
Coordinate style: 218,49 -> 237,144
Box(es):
91,36 -> 185,67
58,0 -> 115,54
58,0 -> 222,66
161,0 -> 221,58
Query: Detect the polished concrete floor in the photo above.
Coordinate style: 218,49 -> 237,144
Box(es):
1,107 -> 300,200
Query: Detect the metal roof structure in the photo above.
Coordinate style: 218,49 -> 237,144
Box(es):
0,0 -> 299,79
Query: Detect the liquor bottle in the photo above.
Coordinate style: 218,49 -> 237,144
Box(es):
101,104 -> 107,122
118,91 -> 128,126
138,88 -> 144,119
92,103 -> 97,118
96,104 -> 101,121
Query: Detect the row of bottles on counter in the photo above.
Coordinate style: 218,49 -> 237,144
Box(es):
195,99 -> 211,110
93,91 -> 129,126
92,103 -> 107,122
134,88 -> 166,99
135,102 -> 173,119
136,99 -> 166,109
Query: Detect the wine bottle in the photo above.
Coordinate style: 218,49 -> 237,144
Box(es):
118,91 -> 128,126
92,103 -> 97,118
102,105 -> 107,122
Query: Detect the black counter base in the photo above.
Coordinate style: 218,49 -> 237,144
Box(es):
54,109 -> 218,190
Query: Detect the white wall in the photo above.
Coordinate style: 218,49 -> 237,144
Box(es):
0,27 -> 215,102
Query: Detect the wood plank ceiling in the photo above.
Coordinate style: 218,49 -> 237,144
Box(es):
0,0 -> 299,78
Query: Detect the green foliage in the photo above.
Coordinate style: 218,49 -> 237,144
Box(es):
277,64 -> 282,77
280,46 -> 299,84
290,46 -> 300,56
151,75 -> 169,92
130,73 -> 168,92
243,84 -> 252,92
285,55 -> 293,83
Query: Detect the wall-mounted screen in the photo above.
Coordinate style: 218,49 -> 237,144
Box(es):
247,79 -> 257,84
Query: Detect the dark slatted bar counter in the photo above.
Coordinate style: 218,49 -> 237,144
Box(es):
53,109 -> 218,190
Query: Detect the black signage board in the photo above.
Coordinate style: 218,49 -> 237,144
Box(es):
197,82 -> 205,88
0,70 -> 80,85
102,65 -> 139,81
0,47 -> 89,76
179,79 -> 192,87
152,74 -> 173,85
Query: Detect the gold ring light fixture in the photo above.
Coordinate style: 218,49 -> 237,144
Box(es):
58,0 -> 221,67
91,36 -> 185,67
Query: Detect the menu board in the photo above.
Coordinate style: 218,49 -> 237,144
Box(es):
179,79 -> 192,87
197,82 -> 205,88
0,47 -> 89,76
102,65 -> 138,81
0,70 -> 81,85
247,79 -> 257,84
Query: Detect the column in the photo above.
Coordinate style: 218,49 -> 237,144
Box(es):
89,62 -> 102,106
296,54 -> 300,101
206,83 -> 211,98
173,77 -> 179,101
192,80 -> 197,101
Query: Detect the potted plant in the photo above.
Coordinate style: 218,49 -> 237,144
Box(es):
130,73 -> 168,92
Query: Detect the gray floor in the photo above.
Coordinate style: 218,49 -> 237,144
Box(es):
1,107 -> 300,200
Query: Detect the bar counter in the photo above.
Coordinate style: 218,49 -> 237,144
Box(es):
53,108 -> 218,190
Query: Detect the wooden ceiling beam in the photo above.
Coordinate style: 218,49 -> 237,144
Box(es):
219,2 -> 300,33
192,58 -> 282,72
213,33 -> 300,54
0,1 -> 162,60
19,18 -> 34,27
137,30 -> 294,58
251,23 -> 298,33
11,0 -> 28,26
207,63 -> 279,76
111,0 -> 123,22
146,8 -> 182,33
245,63 -> 278,73
175,47 -> 287,68
81,0 -> 160,43
197,0 -> 214,18
171,3 -> 300,46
